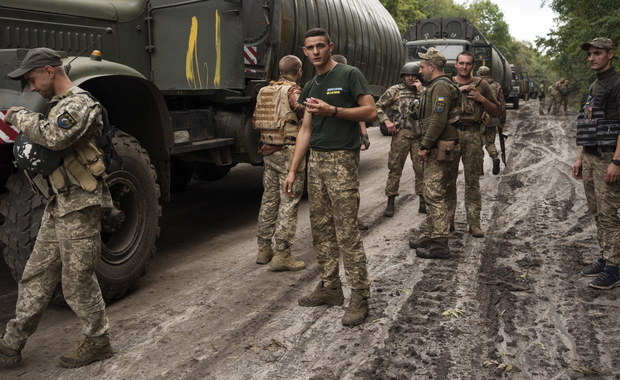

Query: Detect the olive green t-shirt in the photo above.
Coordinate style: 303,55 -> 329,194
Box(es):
298,63 -> 371,151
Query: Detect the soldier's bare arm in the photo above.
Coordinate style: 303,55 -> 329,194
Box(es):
283,110 -> 312,197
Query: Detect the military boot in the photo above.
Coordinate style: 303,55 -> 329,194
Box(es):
269,249 -> 305,271
418,195 -> 426,214
415,238 -> 450,259
58,336 -> 114,368
409,235 -> 433,249
492,155 -> 501,175
298,281 -> 344,307
256,245 -> 274,265
469,225 -> 485,238
342,291 -> 369,327
0,334 -> 21,365
384,196 -> 395,217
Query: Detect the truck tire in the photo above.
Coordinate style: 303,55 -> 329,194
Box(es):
0,171 -> 45,282
1,132 -> 161,301
99,131 -> 160,300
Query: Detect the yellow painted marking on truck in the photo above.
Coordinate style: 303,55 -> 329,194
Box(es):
185,16 -> 204,89
214,10 -> 221,88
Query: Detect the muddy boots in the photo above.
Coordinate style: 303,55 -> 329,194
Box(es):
491,155 -> 501,175
0,334 -> 21,365
298,280 -> 344,307
409,235 -> 433,249
469,225 -> 485,238
58,336 -> 114,368
418,195 -> 426,214
342,291 -> 369,327
384,195 -> 395,217
256,245 -> 274,264
415,237 -> 450,259
269,249 -> 305,271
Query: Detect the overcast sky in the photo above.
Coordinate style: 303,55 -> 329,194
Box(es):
455,0 -> 558,45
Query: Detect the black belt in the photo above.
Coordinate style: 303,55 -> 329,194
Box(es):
584,146 -> 616,154
455,122 -> 480,131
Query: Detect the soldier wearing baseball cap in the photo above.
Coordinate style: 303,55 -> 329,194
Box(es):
581,37 -> 615,52
418,47 -> 447,69
7,47 -> 63,79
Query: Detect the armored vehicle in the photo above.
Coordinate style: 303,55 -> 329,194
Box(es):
403,17 -> 519,109
0,0 -> 403,300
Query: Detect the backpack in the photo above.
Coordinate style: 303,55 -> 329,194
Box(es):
83,92 -> 123,169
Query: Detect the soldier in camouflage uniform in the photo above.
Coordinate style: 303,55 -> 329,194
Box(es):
551,79 -> 564,116
283,28 -> 376,327
451,52 -> 500,237
538,79 -> 547,115
254,55 -> 306,271
377,62 -> 426,217
559,79 -> 570,114
547,81 -> 558,114
0,48 -> 113,368
410,48 -> 461,259
476,66 -> 505,175
573,37 -> 620,289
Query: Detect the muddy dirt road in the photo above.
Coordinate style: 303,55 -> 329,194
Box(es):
1,100 -> 619,379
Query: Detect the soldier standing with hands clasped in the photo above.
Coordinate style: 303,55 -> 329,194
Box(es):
282,28 -> 376,326
573,37 -> 620,289
377,62 -> 426,217
0,47 -> 114,368
253,55 -> 306,271
410,48 -> 461,259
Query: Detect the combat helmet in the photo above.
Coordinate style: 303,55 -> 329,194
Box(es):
13,133 -> 66,176
401,62 -> 420,77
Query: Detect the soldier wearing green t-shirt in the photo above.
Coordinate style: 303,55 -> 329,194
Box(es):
282,28 -> 377,327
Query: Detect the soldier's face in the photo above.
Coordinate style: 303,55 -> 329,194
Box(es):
24,66 -> 55,100
587,47 -> 614,72
303,36 -> 334,69
419,60 -> 432,81
403,74 -> 418,87
456,55 -> 475,78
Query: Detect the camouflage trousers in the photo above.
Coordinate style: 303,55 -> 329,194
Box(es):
3,204 -> 108,351
385,128 -> 424,196
582,151 -> 620,266
453,128 -> 484,227
482,126 -> 499,158
539,97 -> 546,115
308,150 -> 370,296
256,146 -> 305,251
423,144 -> 461,238
551,95 -> 562,115
561,96 -> 568,112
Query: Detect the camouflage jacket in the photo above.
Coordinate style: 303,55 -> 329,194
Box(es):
6,86 -> 112,216
376,83 -> 423,137
482,78 -> 507,125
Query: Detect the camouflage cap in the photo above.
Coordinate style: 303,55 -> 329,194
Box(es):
581,37 -> 615,51
476,66 -> 491,76
7,47 -> 63,79
418,47 -> 446,68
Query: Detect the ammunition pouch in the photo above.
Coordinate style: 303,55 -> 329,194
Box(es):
437,140 -> 456,163
597,120 -> 620,147
48,139 -> 107,193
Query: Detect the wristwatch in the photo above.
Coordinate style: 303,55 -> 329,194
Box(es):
420,145 -> 429,151
612,159 -> 620,166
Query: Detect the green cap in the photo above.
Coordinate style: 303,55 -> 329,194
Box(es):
418,47 -> 447,68
581,37 -> 615,51
7,47 -> 63,79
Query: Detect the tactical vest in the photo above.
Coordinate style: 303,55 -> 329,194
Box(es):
576,73 -> 620,148
383,84 -> 423,135
432,77 -> 462,125
456,76 -> 484,124
253,79 -> 299,145
48,139 -> 107,194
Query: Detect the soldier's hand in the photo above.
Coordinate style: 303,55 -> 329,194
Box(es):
417,149 -> 428,164
385,120 -> 397,135
282,172 -> 298,198
467,88 -> 485,103
304,97 -> 332,116
605,163 -> 620,184
572,159 -> 583,180
361,133 -> 370,150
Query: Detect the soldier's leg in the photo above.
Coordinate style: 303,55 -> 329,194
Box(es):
385,131 -> 410,197
58,206 -> 109,342
423,147 -> 460,239
308,151 -> 341,288
483,127 -> 498,157
410,138 -> 424,196
256,154 -> 280,248
582,153 -> 604,249
326,151 -> 370,297
3,209 -> 62,351
539,98 -> 545,115
592,154 -> 620,267
273,147 -> 305,250
460,130 -> 483,228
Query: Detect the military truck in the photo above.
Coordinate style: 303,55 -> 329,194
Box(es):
0,0 -> 403,300
511,65 -> 531,101
403,17 -> 520,109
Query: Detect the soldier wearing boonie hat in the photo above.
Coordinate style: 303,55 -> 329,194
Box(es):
573,37 -> 620,290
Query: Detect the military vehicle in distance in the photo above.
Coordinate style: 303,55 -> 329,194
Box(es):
403,17 -> 520,109
0,0 -> 404,300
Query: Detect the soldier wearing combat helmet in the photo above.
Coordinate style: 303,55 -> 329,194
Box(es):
376,61 -> 426,217
0,47 -> 114,368
476,65 -> 506,175
573,37 -> 620,289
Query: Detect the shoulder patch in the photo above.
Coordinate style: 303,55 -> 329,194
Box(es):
57,111 -> 77,129
435,97 -> 446,113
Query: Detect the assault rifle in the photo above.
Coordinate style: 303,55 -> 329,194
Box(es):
498,125 -> 507,166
